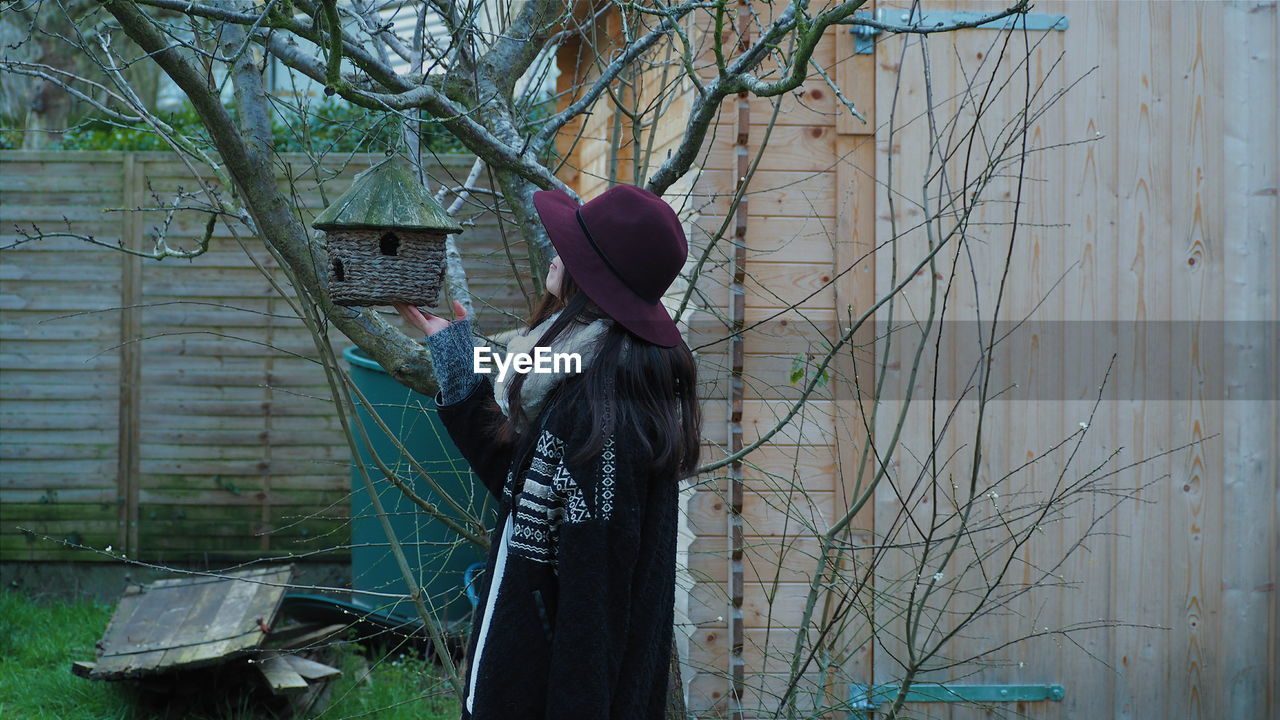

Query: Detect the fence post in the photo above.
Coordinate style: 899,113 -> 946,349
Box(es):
117,152 -> 143,557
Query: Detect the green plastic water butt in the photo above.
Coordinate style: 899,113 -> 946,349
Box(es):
343,345 -> 493,628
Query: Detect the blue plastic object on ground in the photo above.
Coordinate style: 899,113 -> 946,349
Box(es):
463,561 -> 486,612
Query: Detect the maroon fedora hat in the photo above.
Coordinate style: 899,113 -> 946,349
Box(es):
533,185 -> 688,347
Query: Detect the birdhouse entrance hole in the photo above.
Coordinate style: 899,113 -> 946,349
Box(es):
332,257 -> 345,281
379,232 -> 400,256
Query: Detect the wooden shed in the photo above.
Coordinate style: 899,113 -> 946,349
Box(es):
554,1 -> 1277,718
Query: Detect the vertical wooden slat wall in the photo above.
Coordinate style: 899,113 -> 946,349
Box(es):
0,151 -> 514,564
652,5 -> 847,716
666,4 -> 847,715
833,0 -> 880,703
1221,2 -> 1277,717
862,2 -> 1276,719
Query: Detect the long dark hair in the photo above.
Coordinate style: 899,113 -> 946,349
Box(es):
493,271 -> 701,483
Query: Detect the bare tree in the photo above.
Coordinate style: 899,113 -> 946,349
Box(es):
1,0 -> 170,147
3,2 -> 1181,719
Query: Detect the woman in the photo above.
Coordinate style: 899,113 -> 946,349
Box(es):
394,184 -> 701,720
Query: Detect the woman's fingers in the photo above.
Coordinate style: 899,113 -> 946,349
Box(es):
393,303 -> 436,334
394,301 -> 465,336
393,303 -> 419,325
391,303 -> 412,325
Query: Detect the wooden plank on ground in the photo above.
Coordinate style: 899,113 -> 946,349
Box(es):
280,653 -> 342,680
257,654 -> 310,695
267,623 -> 349,651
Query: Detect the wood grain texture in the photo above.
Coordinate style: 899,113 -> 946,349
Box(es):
831,90 -> 879,711
852,3 -> 1275,719
120,153 -> 143,556
687,670 -> 828,716
1218,3 -> 1276,720
88,566 -> 291,678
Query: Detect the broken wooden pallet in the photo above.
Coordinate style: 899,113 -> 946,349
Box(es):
75,564 -> 294,680
71,564 -> 348,718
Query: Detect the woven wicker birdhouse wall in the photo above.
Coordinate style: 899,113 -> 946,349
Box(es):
312,155 -> 463,307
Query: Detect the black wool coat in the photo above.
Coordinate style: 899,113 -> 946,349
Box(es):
434,373 -> 677,720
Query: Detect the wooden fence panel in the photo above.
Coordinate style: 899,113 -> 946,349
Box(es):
1,154 -> 127,561
0,151 -> 517,563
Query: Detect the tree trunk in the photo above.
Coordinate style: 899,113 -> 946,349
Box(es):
666,636 -> 685,720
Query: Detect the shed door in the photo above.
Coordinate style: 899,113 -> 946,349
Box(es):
829,1 -> 1269,718
835,2 -> 1084,718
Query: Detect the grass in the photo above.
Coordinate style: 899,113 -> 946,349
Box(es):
0,589 -> 461,720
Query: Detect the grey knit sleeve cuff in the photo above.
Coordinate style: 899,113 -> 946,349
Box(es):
426,318 -> 480,405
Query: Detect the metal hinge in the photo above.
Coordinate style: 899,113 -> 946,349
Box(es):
850,682 -> 1066,719
847,8 -> 1070,53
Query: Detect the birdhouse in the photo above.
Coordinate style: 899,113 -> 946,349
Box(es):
312,155 -> 463,307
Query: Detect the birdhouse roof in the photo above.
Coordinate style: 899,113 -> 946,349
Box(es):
312,155 -> 464,233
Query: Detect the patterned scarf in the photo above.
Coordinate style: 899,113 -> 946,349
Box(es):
493,310 -> 612,422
